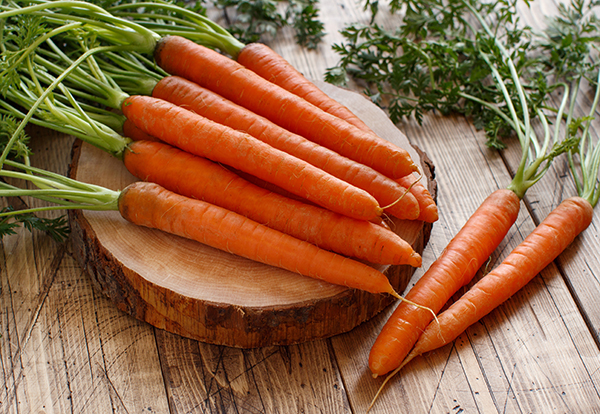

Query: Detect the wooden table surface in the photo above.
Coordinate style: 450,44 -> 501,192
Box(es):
2,1 -> 600,413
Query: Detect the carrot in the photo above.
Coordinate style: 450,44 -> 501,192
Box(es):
405,196 -> 593,362
118,181 -> 402,295
123,140 -> 422,267
0,157 -> 402,296
123,121 -> 392,226
236,42 -> 375,134
397,175 -> 438,223
366,17 -> 579,382
153,35 -> 419,180
122,120 -> 313,204
368,188 -> 521,377
366,196 -> 595,409
122,119 -> 161,143
96,1 -> 373,135
120,94 -> 383,221
151,75 -> 421,220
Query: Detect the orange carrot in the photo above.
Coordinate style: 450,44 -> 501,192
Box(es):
206,165 -> 391,227
122,119 -> 161,142
397,175 -> 439,223
153,35 -> 419,180
123,140 -> 422,266
368,189 -> 521,377
236,42 -> 375,134
403,196 -> 593,364
122,123 -> 392,227
121,94 -> 383,221
368,196 -> 594,409
151,75 -> 421,220
119,181 -> 402,295
127,121 -> 398,231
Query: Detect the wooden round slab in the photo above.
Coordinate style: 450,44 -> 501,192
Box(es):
68,82 -> 436,348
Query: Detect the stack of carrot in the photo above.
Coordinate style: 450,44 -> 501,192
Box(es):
116,36 -> 440,296
0,1 -> 439,300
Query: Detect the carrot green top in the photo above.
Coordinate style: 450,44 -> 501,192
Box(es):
567,71 -> 600,208
456,1 -> 578,201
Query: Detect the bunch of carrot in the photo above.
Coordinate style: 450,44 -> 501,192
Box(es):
0,1 -> 438,299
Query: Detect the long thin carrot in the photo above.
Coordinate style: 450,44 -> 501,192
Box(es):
105,3 -> 377,135
0,159 -> 401,296
151,75 -> 421,220
124,140 -> 422,267
118,181 -> 402,295
121,121 -> 391,225
366,6 -> 579,380
120,94 -> 383,221
380,64 -> 600,386
368,188 -> 521,376
236,42 -> 376,134
153,35 -> 419,180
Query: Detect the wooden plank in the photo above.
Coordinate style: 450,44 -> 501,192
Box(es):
0,231 -> 170,413
315,1 -> 600,411
1,129 -> 77,413
0,128 -> 170,414
511,0 -> 600,346
155,329 -> 352,413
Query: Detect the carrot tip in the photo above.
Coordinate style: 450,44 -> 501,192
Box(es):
410,252 -> 423,267
389,289 -> 402,301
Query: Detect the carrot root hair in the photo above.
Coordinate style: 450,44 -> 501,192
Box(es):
367,351 -> 416,412
381,172 -> 422,211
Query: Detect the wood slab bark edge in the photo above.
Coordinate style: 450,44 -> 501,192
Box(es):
67,82 -> 437,348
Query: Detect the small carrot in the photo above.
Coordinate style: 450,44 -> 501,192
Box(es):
397,175 -> 438,223
153,35 -> 419,180
368,188 -> 521,377
124,140 -> 422,267
151,75 -> 421,220
367,196 -> 595,410
121,94 -> 383,221
236,42 -> 376,134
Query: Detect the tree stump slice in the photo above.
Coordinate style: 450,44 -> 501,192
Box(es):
68,82 -> 436,348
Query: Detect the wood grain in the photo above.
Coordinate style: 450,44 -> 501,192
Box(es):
67,82 -> 435,348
